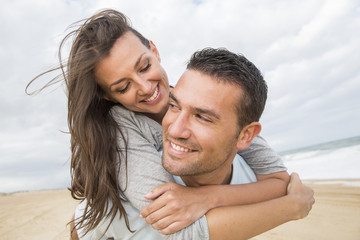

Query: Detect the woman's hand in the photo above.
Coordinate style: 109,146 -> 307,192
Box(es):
140,182 -> 212,235
286,172 -> 315,220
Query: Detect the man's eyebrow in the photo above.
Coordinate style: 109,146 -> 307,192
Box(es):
169,92 -> 221,120
194,107 -> 221,120
169,92 -> 178,103
109,53 -> 146,89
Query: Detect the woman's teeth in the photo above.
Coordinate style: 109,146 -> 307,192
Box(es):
144,86 -> 159,102
171,142 -> 191,152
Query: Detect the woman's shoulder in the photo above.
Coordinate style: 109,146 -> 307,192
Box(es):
110,105 -> 163,145
111,105 -> 159,127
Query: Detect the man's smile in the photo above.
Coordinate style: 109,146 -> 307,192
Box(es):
170,141 -> 193,152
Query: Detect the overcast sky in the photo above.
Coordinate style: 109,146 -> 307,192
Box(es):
1,0 -> 359,192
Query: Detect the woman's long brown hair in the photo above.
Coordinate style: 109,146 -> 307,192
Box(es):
26,9 -> 151,237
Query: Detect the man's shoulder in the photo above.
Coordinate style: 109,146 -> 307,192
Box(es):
231,154 -> 257,184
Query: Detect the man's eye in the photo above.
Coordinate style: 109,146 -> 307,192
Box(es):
196,114 -> 211,122
118,83 -> 130,93
169,103 -> 179,110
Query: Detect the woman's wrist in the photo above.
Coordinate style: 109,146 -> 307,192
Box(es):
197,185 -> 225,210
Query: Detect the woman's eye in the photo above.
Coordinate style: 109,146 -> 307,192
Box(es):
140,61 -> 151,73
119,83 -> 130,93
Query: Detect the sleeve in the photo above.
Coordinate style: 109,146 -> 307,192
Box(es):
115,108 -> 173,211
113,107 -> 210,240
238,135 -> 287,175
164,216 -> 209,240
75,200 -> 111,240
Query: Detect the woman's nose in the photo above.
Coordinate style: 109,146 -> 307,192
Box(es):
137,77 -> 152,95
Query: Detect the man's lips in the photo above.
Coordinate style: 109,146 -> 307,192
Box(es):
168,140 -> 195,153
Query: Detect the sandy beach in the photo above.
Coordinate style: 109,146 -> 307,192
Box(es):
252,179 -> 360,240
1,180 -> 359,240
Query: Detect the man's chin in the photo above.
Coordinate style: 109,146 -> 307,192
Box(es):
162,157 -> 182,175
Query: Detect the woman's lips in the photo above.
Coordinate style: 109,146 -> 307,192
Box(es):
142,85 -> 160,103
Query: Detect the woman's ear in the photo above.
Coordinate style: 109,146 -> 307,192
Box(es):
102,93 -> 113,102
149,40 -> 161,62
236,122 -> 262,150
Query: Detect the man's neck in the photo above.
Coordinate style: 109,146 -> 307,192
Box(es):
180,164 -> 233,187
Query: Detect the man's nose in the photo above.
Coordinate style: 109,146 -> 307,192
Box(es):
167,113 -> 191,140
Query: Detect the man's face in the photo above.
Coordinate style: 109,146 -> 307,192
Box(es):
162,70 -> 243,186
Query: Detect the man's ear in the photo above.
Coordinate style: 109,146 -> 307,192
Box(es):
149,40 -> 161,62
236,122 -> 262,150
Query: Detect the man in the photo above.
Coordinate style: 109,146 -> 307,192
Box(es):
73,48 -> 314,240
139,48 -> 314,239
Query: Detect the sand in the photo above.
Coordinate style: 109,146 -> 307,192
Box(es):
251,180 -> 360,240
0,189 -> 79,240
1,180 -> 359,240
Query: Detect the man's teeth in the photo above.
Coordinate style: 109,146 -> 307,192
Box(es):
171,142 -> 191,152
144,86 -> 159,102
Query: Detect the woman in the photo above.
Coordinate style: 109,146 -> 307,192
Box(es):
28,9 -> 312,239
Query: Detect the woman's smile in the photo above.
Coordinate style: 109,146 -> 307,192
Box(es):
142,84 -> 160,103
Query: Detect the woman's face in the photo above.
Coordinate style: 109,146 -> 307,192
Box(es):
95,32 -> 169,118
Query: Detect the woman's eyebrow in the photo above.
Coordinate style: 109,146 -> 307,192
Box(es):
110,78 -> 126,90
134,52 -> 146,69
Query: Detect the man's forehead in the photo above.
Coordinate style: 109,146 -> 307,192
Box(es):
174,69 -> 241,98
173,70 -> 240,116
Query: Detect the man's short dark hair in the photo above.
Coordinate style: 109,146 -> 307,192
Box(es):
187,47 -> 268,128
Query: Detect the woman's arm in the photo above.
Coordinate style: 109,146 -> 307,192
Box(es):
143,173 -> 314,240
203,136 -> 290,207
139,174 -> 290,235
207,173 -> 315,240
140,136 -> 290,234
239,135 -> 290,201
